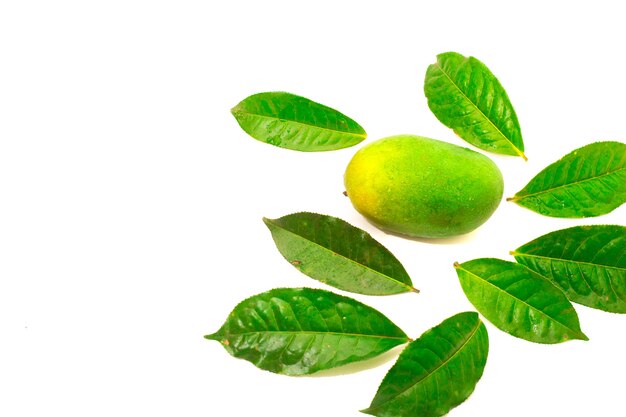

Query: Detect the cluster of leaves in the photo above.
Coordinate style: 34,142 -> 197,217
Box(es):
210,51 -> 626,416
422,52 -> 626,218
209,212 -> 489,416
455,225 -> 626,344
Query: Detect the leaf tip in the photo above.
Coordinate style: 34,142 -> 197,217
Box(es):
229,104 -> 241,117
204,332 -> 219,341
205,331 -> 232,346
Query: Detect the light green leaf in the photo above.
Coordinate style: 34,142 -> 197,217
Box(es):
508,141 -> 626,217
455,258 -> 588,344
513,225 -> 626,313
263,212 -> 417,295
205,287 -> 409,376
424,52 -> 526,159
231,91 -> 366,151
362,312 -> 488,417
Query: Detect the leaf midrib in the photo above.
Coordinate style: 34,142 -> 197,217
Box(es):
434,61 -> 526,160
510,165 -> 626,202
512,251 -> 626,272
232,109 -> 366,138
458,265 -> 586,339
365,320 -> 481,412
209,329 -> 409,342
269,220 -> 417,293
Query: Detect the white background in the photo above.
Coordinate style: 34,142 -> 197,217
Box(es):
1,1 -> 625,416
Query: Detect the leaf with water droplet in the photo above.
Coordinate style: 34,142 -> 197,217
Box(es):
362,312 -> 489,417
455,258 -> 588,344
264,212 -> 417,295
205,287 -> 409,375
513,225 -> 626,313
508,141 -> 626,217
424,52 -> 526,159
231,92 -> 366,151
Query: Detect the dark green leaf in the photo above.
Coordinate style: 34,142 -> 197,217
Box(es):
362,312 -> 488,417
508,141 -> 626,217
424,52 -> 526,159
263,212 -> 417,295
455,258 -> 588,344
205,287 -> 409,375
231,91 -> 366,151
513,225 -> 626,313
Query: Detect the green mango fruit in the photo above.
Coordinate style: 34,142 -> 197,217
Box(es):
344,135 -> 504,238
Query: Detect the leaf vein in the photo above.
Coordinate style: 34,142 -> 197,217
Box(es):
514,166 -> 626,201
459,266 -> 582,337
434,62 -> 525,159
367,321 -> 481,412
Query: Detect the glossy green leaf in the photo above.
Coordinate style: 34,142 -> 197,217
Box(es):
263,212 -> 418,295
362,312 -> 488,417
455,258 -> 588,344
424,52 -> 526,159
231,91 -> 366,151
205,287 -> 409,375
513,225 -> 626,313
508,141 -> 626,217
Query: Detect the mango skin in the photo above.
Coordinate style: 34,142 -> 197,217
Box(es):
344,135 -> 504,238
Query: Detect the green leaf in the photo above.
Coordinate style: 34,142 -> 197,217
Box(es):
424,52 -> 526,159
513,225 -> 626,313
231,91 -> 366,151
455,258 -> 588,344
508,141 -> 626,217
205,287 -> 409,376
362,312 -> 488,417
264,212 -> 417,296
